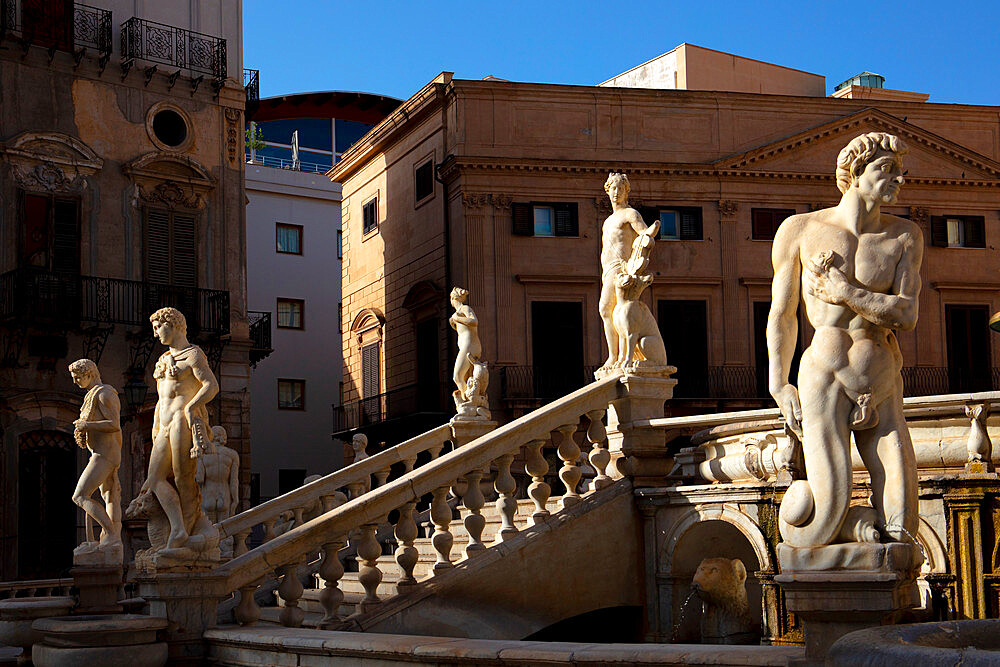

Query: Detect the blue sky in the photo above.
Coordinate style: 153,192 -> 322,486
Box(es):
244,0 -> 1000,106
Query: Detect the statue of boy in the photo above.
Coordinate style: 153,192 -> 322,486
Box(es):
140,307 -> 220,557
196,425 -> 240,524
768,132 -> 921,548
69,358 -> 123,561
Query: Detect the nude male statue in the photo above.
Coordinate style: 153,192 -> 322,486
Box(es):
140,307 -> 220,555
599,172 -> 659,370
69,358 -> 123,559
195,425 -> 240,524
767,132 -> 921,548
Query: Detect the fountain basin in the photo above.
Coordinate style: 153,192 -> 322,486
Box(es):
0,597 -> 75,660
31,614 -> 167,667
829,619 -> 1000,666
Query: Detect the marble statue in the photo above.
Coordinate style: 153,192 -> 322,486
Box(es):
598,172 -> 660,371
128,307 -> 220,568
692,558 -> 759,645
351,433 -> 370,465
68,358 -> 123,565
449,287 -> 491,420
768,132 -> 921,548
195,425 -> 240,524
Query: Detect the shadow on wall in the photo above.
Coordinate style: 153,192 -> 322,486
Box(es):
524,606 -> 645,643
671,520 -> 762,643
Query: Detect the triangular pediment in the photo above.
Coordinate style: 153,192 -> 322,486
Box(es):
714,109 -> 1000,182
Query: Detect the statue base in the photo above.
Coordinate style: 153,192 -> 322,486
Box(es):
594,363 -> 677,381
776,542 -> 920,665
134,545 -> 222,575
136,571 -> 228,665
449,418 -> 497,446
70,565 -> 124,614
72,540 -> 123,567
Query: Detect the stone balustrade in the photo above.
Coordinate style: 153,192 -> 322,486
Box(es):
209,375 -> 623,629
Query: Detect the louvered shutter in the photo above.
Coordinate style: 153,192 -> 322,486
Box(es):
679,208 -> 703,240
362,343 -> 380,398
171,213 -> 197,287
512,203 -> 533,236
145,209 -> 171,284
554,203 -> 578,237
929,217 -> 948,247
964,217 -> 986,248
51,199 -> 79,274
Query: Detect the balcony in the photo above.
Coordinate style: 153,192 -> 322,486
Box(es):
499,365 -> 602,403
120,16 -> 226,86
243,68 -> 259,114
0,267 -> 229,337
332,383 -> 450,438
248,310 -> 272,367
1,0 -> 112,60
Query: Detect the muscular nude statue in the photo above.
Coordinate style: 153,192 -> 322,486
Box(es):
196,426 -> 240,523
69,358 -> 122,560
599,173 -> 659,369
768,132 -> 921,548
140,307 -> 220,556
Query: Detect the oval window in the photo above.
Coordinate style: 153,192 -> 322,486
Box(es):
152,109 -> 188,148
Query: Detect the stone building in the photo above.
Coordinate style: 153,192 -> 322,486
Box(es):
328,52 -> 1000,444
0,0 -> 249,579
245,91 -> 398,500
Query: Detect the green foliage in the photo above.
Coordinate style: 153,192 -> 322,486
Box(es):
245,123 -> 265,151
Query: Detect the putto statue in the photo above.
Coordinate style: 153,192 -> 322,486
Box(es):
449,287 -> 491,421
768,133 -> 921,548
597,172 -> 670,376
69,358 -> 123,565
127,307 -> 220,568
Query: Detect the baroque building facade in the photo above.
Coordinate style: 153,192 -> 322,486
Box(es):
0,0 -> 249,579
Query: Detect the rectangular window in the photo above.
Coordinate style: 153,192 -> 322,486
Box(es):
276,298 -> 304,329
276,223 -> 302,254
277,379 -> 305,410
338,302 -> 343,333
945,305 -> 992,392
337,230 -> 343,259
931,215 -> 986,248
361,343 -> 380,398
512,202 -> 579,237
362,198 -> 378,234
21,193 -> 80,273
752,208 -> 796,241
145,208 -> 196,286
659,210 -> 679,240
640,205 -> 703,240
415,160 -> 434,203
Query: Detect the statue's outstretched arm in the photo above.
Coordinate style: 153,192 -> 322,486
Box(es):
767,221 -> 803,436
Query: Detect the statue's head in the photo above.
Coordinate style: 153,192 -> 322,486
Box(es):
150,306 -> 187,344
211,425 -> 227,447
836,132 -> 908,204
450,287 -> 469,308
604,172 -> 630,204
352,433 -> 368,452
68,358 -> 99,388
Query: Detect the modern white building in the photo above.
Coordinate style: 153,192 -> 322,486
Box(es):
245,92 -> 399,500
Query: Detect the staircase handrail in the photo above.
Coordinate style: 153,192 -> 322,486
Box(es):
214,375 -> 621,592
217,423 -> 454,550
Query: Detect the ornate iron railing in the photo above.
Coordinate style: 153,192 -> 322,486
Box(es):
500,364 -> 603,402
332,383 -> 450,434
1,1 -> 111,57
120,16 -> 226,81
248,310 -> 272,367
0,267 -> 229,336
243,67 -> 259,112
901,366 -> 999,396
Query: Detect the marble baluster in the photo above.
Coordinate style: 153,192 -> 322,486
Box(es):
263,518 -> 277,543
394,456 -> 419,590
525,439 -> 551,525
556,423 -> 582,509
462,467 -> 487,557
317,536 -> 346,626
233,530 -> 250,557
276,559 -> 305,627
234,582 -> 261,626
357,522 -> 382,612
493,452 -> 518,542
374,465 -> 391,489
586,409 -> 612,491
292,507 -> 304,529
430,484 -> 454,570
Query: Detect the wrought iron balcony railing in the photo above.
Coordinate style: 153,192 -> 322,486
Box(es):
0,267 -> 229,337
248,310 -> 272,367
243,67 -> 259,112
500,365 -> 603,402
332,383 -> 450,434
1,0 -> 111,59
120,16 -> 226,83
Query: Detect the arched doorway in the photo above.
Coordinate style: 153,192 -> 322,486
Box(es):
18,430 -> 76,578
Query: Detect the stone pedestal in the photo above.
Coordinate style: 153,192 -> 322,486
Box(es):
449,418 -> 497,447
775,542 -> 920,664
136,571 -> 228,665
31,614 -> 168,667
70,565 -> 123,614
604,371 -> 676,486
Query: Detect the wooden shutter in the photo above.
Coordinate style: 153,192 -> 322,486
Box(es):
51,199 -> 79,274
929,216 -> 948,247
362,343 -> 380,398
679,207 -> 702,240
751,209 -> 771,240
145,209 -> 171,284
554,203 -> 578,237
512,203 -> 533,236
171,213 -> 197,287
964,216 -> 986,248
